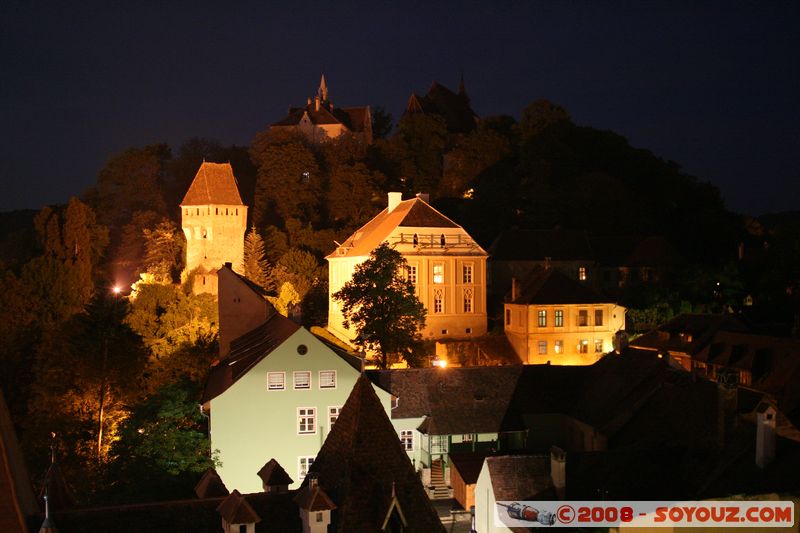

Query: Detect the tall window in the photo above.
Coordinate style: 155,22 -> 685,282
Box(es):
433,289 -> 443,313
463,288 -> 473,313
319,370 -> 336,389
594,339 -> 604,353
293,371 -> 311,390
505,308 -> 511,326
538,340 -> 547,355
399,430 -> 414,451
407,265 -> 417,285
595,309 -> 603,326
329,406 -> 341,427
267,372 -> 285,391
554,340 -> 563,354
578,310 -> 588,327
462,264 -> 473,284
433,263 -> 444,284
298,408 -> 316,434
579,340 -> 589,354
538,309 -> 547,327
578,266 -> 587,281
298,456 -> 315,479
555,310 -> 564,327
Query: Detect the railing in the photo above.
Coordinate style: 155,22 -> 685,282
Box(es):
392,233 -> 480,251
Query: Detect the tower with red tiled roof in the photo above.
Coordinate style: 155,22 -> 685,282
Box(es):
180,161 -> 247,294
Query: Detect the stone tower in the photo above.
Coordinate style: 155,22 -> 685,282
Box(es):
180,161 -> 247,295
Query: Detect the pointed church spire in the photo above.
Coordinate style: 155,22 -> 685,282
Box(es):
318,74 -> 329,102
458,72 -> 466,96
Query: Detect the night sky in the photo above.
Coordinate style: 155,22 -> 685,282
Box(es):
2,1 -> 798,216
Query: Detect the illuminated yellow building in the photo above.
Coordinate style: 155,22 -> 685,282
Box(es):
327,192 -> 488,342
504,267 -> 625,365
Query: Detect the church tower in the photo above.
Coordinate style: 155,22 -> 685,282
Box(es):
180,161 -> 247,295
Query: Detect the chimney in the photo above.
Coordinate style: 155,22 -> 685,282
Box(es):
416,192 -> 430,203
550,446 -> 566,499
755,402 -> 776,469
716,368 -> 739,448
511,277 -> 520,302
224,262 -> 232,269
388,192 -> 402,212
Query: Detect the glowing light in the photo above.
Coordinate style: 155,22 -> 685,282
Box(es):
112,286 -> 122,295
433,358 -> 447,369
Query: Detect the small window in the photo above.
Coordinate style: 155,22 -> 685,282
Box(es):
554,310 -> 564,327
579,266 -> 587,281
594,339 -> 604,353
399,430 -> 414,451
433,289 -> 443,313
463,288 -> 473,313
462,434 -> 474,442
294,371 -> 311,390
595,309 -> 603,326
297,344 -> 308,355
505,308 -> 511,326
466,327 -> 472,334
554,340 -> 563,354
441,329 -> 448,335
319,370 -> 336,389
433,263 -> 444,284
406,265 -> 417,285
538,340 -> 547,355
329,406 -> 341,427
538,309 -> 547,327
267,372 -> 285,391
298,408 -> 316,434
579,340 -> 589,354
298,456 -> 315,479
316,512 -> 323,522
578,310 -> 588,327
463,264 -> 473,284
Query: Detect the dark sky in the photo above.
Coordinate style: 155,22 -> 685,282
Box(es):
2,1 -> 798,216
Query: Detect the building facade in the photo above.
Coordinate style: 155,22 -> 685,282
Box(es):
504,268 -> 626,365
327,192 -> 488,343
180,162 -> 247,294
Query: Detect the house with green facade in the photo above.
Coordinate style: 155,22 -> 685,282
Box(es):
202,266 -> 392,493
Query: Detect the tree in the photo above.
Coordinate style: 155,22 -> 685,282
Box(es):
243,226 -> 275,292
142,219 -> 184,283
333,243 -> 426,368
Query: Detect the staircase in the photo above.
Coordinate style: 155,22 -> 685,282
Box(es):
430,459 -> 450,499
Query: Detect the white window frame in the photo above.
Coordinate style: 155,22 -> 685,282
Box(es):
267,372 -> 285,391
554,340 -> 563,354
319,370 -> 336,389
433,289 -> 443,313
555,309 -> 564,327
462,263 -> 473,284
537,309 -> 547,327
463,288 -> 473,313
538,340 -> 547,355
298,456 -> 315,480
328,406 -> 341,428
407,264 -> 418,285
433,263 -> 444,284
293,371 -> 311,390
298,407 -> 316,434
399,430 -> 414,451
594,339 -> 604,353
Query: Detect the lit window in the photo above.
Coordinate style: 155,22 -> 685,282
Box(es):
434,289 -> 443,313
595,309 -> 603,326
433,263 -> 444,284
298,456 -> 315,479
463,288 -> 473,313
538,309 -> 547,327
463,264 -> 473,284
594,339 -> 604,353
319,370 -> 336,389
579,340 -> 589,354
329,406 -> 341,427
578,310 -> 588,327
538,340 -> 547,355
555,310 -> 563,327
294,371 -> 311,390
579,267 -> 587,281
554,340 -> 563,354
298,408 -> 316,434
399,430 -> 414,451
505,308 -> 511,326
407,265 -> 417,285
267,372 -> 285,391
462,434 -> 474,442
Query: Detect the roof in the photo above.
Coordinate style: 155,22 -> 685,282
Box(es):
257,460 -> 293,487
202,312 -> 300,403
181,162 -> 244,206
506,267 -> 611,305
216,490 -> 261,525
366,366 -> 525,434
304,375 -> 444,532
449,452 -> 491,485
293,483 -> 336,511
194,469 -> 229,499
631,313 -> 751,355
326,195 -> 481,259
486,455 -> 553,501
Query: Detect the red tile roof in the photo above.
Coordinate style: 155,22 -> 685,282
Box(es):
216,489 -> 261,525
257,459 -> 293,488
507,267 -> 611,305
181,162 -> 244,206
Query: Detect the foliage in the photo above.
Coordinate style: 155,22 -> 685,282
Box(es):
333,242 -> 426,368
274,247 -> 326,300
371,106 -> 394,140
142,219 -> 185,283
392,113 -> 448,195
267,281 -> 302,318
243,226 -> 276,292
328,163 -> 384,228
